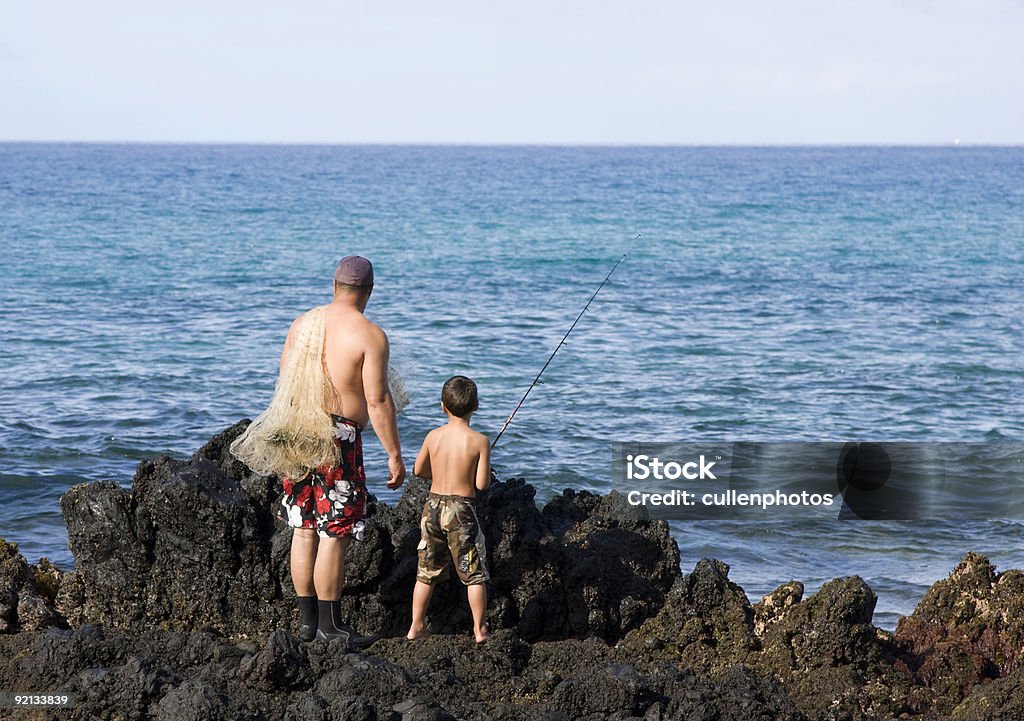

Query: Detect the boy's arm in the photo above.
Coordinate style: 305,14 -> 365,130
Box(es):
475,435 -> 491,492
413,433 -> 432,480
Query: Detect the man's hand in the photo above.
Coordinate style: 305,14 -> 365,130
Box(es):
386,455 -> 406,489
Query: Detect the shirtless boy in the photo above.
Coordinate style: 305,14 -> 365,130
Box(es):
407,375 -> 492,643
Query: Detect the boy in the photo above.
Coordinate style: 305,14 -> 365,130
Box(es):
407,375 -> 492,642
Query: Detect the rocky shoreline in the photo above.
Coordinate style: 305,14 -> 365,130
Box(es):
2,420 -> 1023,720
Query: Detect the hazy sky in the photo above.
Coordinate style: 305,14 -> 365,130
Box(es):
1,0 -> 1021,143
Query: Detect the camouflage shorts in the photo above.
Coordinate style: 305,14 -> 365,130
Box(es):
416,493 -> 489,586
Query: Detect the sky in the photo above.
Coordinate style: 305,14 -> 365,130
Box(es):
1,0 -> 1022,144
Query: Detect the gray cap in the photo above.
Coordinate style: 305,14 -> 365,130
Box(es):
333,255 -> 374,287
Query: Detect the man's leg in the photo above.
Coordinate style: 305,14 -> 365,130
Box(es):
290,528 -> 320,640
467,583 -> 491,643
313,535 -> 377,647
312,535 -> 350,600
407,581 -> 434,639
290,527 -> 319,595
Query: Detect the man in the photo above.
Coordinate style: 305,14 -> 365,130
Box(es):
234,255 -> 404,647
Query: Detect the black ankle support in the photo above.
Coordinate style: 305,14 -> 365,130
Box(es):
297,595 -> 318,628
317,599 -> 346,635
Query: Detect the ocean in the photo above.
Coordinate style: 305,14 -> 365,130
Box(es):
1,143 -> 1022,630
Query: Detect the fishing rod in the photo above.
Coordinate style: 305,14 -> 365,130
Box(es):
491,233 -> 642,450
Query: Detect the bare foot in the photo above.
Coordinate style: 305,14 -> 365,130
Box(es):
474,624 -> 492,643
406,624 -> 432,640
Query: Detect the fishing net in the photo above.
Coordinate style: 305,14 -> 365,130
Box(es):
387,364 -> 410,416
230,305 -> 412,479
229,305 -> 340,480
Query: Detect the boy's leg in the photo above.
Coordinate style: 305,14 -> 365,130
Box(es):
409,495 -> 448,639
407,581 -> 435,639
467,582 -> 491,642
449,498 -> 490,641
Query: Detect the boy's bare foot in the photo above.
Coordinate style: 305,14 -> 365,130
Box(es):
474,624 -> 492,643
406,623 -> 432,640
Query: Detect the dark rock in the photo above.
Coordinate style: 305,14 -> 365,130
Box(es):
283,694 -> 332,721
55,569 -> 88,626
558,512 -> 680,642
59,479 -> 151,627
58,421 -> 680,644
56,423 -> 291,636
755,576 -> 912,721
496,635 -> 613,713
69,655 -> 182,721
2,420 -> 1022,720
16,588 -> 61,631
618,558 -> 758,671
373,629 -> 532,700
647,663 -> 806,721
393,696 -> 456,721
238,629 -> 313,691
328,696 -> 376,721
895,551 -> 1024,716
19,625 -> 129,687
618,560 -> 912,721
0,622 -> 805,721
0,540 -> 28,633
753,581 -> 803,637
314,651 -> 415,712
0,539 -> 64,633
153,679 -> 257,721
550,662 -> 647,717
950,665 -> 1024,720
30,557 -> 63,601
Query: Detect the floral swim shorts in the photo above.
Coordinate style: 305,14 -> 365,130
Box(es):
275,414 -> 367,541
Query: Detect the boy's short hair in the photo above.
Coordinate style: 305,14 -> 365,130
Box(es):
441,376 -> 478,418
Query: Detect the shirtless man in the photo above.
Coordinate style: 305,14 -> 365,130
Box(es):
276,255 -> 405,646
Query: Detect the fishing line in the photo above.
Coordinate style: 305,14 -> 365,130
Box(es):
491,233 -> 642,449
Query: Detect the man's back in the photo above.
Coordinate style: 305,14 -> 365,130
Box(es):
279,301 -> 388,429
321,303 -> 383,427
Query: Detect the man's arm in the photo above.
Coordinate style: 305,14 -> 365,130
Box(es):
413,433 -> 432,480
475,435 -> 491,492
363,326 -> 405,489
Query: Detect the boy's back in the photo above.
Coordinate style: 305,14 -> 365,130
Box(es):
420,423 -> 489,497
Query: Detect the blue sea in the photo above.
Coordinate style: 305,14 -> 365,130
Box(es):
2,144 -> 1022,630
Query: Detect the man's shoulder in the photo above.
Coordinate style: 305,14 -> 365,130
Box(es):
286,313 -> 305,336
292,305 -> 324,328
364,318 -> 387,341
345,313 -> 387,342
325,309 -> 386,343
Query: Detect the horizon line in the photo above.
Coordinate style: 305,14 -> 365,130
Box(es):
1,139 -> 1022,148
